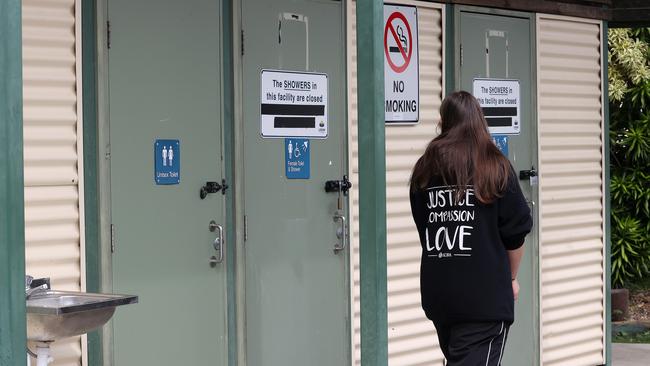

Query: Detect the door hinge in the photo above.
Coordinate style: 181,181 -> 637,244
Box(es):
110,224 -> 116,253
460,43 -> 463,67
243,215 -> 248,242
106,21 -> 111,49
241,29 -> 244,56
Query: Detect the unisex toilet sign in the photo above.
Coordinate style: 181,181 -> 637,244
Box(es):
384,5 -> 419,123
260,69 -> 328,138
473,78 -> 521,135
154,139 -> 180,185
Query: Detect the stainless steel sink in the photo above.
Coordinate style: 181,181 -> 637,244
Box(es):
26,290 -> 138,342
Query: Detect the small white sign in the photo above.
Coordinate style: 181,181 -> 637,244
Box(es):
384,5 -> 419,124
472,78 -> 520,135
260,69 -> 328,138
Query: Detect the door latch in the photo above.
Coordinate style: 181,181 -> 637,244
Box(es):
200,179 -> 229,199
324,175 -> 352,195
519,167 -> 538,180
325,175 -> 352,210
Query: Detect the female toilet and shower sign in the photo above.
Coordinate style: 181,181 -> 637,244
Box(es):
285,138 -> 310,179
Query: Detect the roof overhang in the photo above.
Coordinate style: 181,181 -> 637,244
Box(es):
431,0 -> 650,26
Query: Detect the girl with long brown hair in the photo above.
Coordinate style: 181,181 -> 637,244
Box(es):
409,91 -> 532,365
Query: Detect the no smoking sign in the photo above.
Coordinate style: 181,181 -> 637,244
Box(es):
384,5 -> 418,124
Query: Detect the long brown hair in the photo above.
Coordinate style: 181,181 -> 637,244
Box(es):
410,91 -> 511,204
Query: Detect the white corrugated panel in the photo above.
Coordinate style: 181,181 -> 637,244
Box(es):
347,2 -> 444,365
23,0 -> 85,365
537,15 -> 605,366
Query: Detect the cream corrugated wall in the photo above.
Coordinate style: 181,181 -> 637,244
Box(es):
537,15 -> 605,366
23,0 -> 85,365
347,2 -> 444,365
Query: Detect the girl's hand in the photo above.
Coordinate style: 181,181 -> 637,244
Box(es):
512,279 -> 520,301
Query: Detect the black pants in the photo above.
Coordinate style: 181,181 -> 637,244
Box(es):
435,321 -> 510,366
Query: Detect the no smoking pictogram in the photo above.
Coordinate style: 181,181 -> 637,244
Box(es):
384,11 -> 413,73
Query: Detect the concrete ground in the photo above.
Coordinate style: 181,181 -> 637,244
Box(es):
612,343 -> 650,365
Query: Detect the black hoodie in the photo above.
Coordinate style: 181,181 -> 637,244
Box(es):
409,172 -> 532,325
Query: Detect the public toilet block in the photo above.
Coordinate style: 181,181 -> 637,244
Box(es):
2,0 -> 642,365
348,2 -> 608,366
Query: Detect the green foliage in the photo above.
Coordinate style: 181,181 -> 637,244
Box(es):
611,215 -> 650,286
613,329 -> 650,344
613,322 -> 650,342
609,28 -> 650,101
609,28 -> 650,288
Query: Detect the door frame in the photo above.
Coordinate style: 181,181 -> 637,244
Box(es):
453,6 -> 541,365
81,0 -> 105,364
92,1 -> 115,364
91,0 -> 240,364
231,0 -> 247,363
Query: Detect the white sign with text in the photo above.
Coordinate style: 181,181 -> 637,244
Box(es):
260,69 -> 328,138
384,5 -> 419,124
472,78 -> 520,135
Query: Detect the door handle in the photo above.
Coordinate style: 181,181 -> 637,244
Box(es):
333,214 -> 347,254
209,220 -> 224,267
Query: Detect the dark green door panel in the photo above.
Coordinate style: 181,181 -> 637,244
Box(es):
241,0 -> 351,365
108,0 -> 227,365
459,10 -> 539,366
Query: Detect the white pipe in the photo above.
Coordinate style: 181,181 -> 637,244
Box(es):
35,343 -> 53,366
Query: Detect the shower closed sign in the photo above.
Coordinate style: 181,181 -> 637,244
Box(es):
260,69 -> 328,138
473,78 -> 520,135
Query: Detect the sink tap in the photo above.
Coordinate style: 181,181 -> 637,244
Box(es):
26,284 -> 49,299
25,275 -> 51,299
25,275 -> 33,291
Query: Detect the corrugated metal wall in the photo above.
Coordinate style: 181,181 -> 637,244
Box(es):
347,2 -> 445,364
23,0 -> 85,365
536,15 -> 605,366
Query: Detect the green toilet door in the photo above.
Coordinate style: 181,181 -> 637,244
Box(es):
108,0 -> 228,365
241,0 -> 350,364
458,9 -> 540,366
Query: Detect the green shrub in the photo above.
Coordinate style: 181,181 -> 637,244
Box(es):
609,28 -> 650,288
